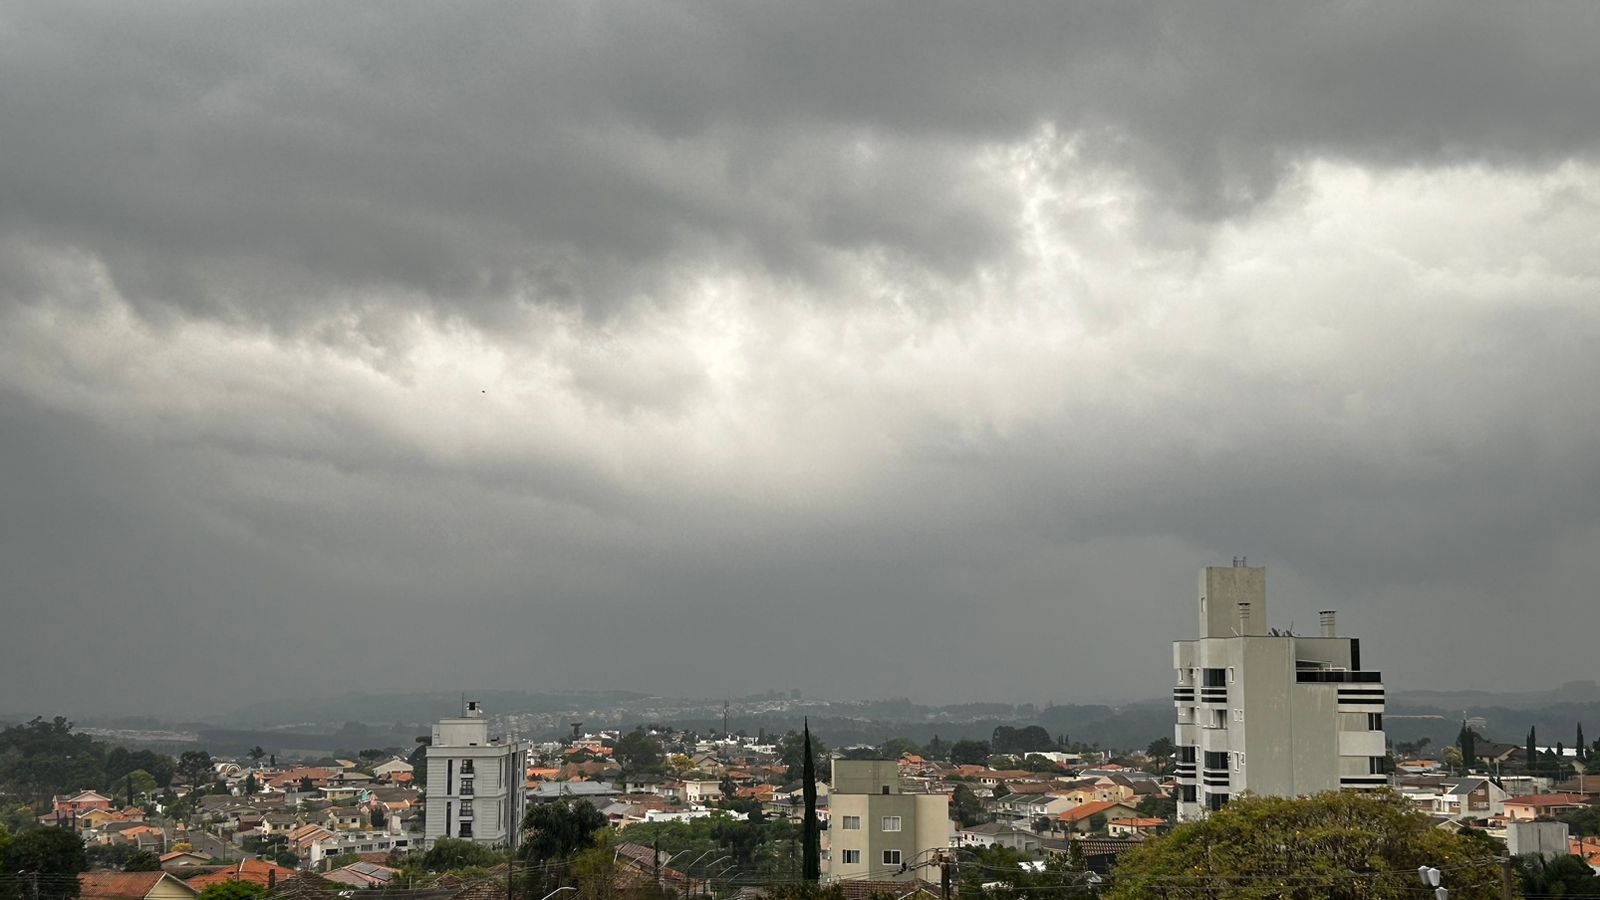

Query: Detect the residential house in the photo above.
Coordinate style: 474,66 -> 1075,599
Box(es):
187,859 -> 298,891
50,790 -> 115,825
1054,801 -> 1141,835
371,758 -> 414,780
1106,818 -> 1165,838
1504,793 -> 1593,822
323,861 -> 401,888
78,872 -> 199,900
956,823 -> 1042,853
325,806 -> 367,831
158,850 -> 214,870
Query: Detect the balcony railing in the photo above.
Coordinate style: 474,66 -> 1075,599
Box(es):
1295,670 -> 1382,683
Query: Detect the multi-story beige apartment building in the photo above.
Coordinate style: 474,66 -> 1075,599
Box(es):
824,759 -> 949,882
1173,562 -> 1387,821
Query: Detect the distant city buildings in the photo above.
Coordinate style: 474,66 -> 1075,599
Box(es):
1173,562 -> 1387,820
423,701 -> 529,849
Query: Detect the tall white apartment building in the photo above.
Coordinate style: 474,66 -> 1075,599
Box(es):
1172,562 -> 1387,821
825,760 -> 949,883
424,701 -> 529,848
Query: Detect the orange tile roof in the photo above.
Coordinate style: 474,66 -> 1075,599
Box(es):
1057,800 -> 1132,822
80,871 -> 198,899
185,858 -> 297,889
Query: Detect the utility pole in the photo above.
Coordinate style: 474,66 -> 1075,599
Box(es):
1500,857 -> 1515,900
940,854 -> 951,900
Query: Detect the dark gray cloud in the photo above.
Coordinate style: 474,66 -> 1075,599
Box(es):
3,1 -> 1600,718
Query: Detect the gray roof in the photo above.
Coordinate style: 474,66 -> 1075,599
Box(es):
530,781 -> 620,800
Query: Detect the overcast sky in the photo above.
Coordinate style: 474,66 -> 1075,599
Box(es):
4,2 -> 1600,720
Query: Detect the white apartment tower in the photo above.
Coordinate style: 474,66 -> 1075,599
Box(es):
424,701 -> 529,849
1172,562 -> 1387,821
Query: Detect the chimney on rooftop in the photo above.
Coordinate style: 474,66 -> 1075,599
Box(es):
1319,610 -> 1337,637
1237,601 -> 1251,635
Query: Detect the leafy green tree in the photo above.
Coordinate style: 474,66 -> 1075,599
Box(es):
4,826 -> 88,900
111,769 -> 157,804
878,738 -> 922,759
1106,791 -> 1505,899
1518,854 -> 1600,897
122,850 -> 162,872
1561,804 -> 1600,837
923,735 -> 949,760
951,784 -> 985,826
241,773 -> 258,796
1136,794 -> 1176,821
778,730 -> 828,781
422,837 -> 504,871
0,717 -> 108,807
991,726 -> 1055,755
614,728 -> 664,777
948,740 -> 990,766
177,750 -> 214,787
521,800 -> 607,862
197,882 -> 267,900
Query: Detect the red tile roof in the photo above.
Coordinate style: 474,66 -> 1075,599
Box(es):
79,871 -> 198,899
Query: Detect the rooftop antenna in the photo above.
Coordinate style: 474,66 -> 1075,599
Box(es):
723,700 -> 730,739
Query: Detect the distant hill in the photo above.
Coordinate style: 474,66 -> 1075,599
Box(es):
221,689 -> 650,727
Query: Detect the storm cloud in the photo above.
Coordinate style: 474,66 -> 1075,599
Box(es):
2,1 -> 1599,717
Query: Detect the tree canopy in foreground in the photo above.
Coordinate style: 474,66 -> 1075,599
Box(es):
1105,791 -> 1506,900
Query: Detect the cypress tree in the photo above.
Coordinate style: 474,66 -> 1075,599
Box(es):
1578,724 -> 1587,763
1527,726 -> 1538,774
802,719 -> 820,882
1457,722 -> 1476,773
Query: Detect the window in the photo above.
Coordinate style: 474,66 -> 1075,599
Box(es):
458,822 -> 473,838
1206,793 -> 1229,812
880,816 -> 902,832
460,760 -> 474,775
1204,751 -> 1229,769
458,803 -> 473,818
1369,756 -> 1387,775
881,786 -> 890,795
841,850 -> 860,865
1203,668 -> 1227,687
1179,785 -> 1197,803
883,850 -> 902,866
840,816 -> 861,830
459,781 -> 474,796
1367,713 -> 1383,731
1176,746 -> 1197,764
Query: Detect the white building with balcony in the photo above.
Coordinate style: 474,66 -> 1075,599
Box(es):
424,701 -> 529,849
1172,562 -> 1387,821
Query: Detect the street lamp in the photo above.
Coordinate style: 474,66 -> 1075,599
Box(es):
1417,865 -> 1448,900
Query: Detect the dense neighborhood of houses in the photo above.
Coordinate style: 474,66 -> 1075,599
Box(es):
7,567 -> 1600,897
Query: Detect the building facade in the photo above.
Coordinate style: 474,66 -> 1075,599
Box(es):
423,701 -> 529,849
1173,563 -> 1387,821
824,760 -> 949,883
